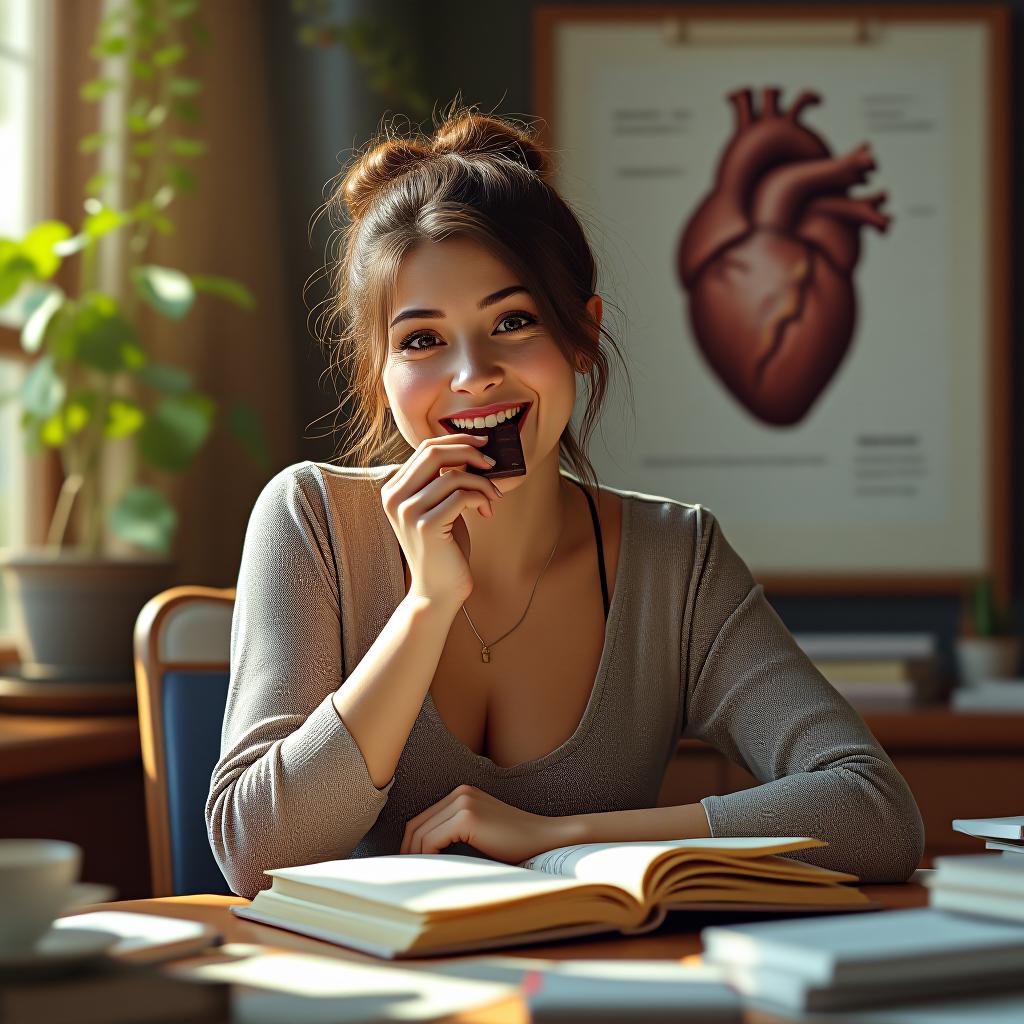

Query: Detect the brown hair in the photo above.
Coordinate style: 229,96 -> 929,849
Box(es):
308,98 -> 634,493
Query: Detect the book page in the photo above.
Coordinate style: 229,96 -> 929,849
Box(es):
267,853 -> 601,915
518,838 -> 825,903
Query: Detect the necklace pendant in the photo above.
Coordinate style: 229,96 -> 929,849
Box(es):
481,646 -> 491,664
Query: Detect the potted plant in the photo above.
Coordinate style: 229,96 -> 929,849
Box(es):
954,576 -> 1022,689
0,0 -> 268,682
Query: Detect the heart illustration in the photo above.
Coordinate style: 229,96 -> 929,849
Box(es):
676,87 -> 891,426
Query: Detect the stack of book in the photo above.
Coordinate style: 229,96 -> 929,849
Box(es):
953,815 -> 1024,855
700,907 -> 1024,1012
925,851 -> 1024,924
792,631 -> 945,710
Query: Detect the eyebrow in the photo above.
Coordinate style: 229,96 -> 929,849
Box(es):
388,285 -> 531,331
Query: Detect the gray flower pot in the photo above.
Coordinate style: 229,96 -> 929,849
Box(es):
0,548 -> 176,682
954,636 -> 1023,689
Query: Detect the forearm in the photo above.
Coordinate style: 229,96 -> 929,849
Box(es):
332,593 -> 461,789
556,802 -> 712,846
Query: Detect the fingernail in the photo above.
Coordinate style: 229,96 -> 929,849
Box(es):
484,455 -> 496,465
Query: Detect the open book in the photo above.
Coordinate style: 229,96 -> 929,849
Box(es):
230,837 -> 874,959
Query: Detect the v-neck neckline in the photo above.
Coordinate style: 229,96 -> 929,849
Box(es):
417,488 -> 633,776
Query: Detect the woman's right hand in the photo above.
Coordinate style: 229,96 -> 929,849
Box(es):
381,432 -> 505,606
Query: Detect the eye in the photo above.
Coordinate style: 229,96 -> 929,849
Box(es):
396,311 -> 539,352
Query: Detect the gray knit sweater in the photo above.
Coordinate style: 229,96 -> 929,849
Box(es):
205,461 -> 925,900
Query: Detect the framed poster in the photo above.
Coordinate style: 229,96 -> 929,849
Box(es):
533,5 -> 1010,601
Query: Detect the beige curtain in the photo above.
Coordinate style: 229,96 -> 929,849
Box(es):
54,0 -> 299,587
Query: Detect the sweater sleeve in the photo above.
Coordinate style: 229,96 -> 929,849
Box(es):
205,461 -> 396,899
680,506 -> 925,883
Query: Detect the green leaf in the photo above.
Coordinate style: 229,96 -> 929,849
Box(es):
153,43 -> 186,67
109,485 -> 177,555
169,0 -> 199,16
151,215 -> 174,236
128,113 -> 150,134
80,78 -> 117,102
21,287 -> 65,354
137,362 -> 192,394
59,390 -> 97,437
78,131 -> 111,154
169,76 -> 201,96
169,137 -> 205,158
85,171 -> 113,196
71,292 -> 147,373
84,206 -> 127,239
91,35 -> 127,57
190,274 -> 255,310
21,354 -> 65,418
0,251 -> 37,305
105,397 -> 145,439
132,140 -> 156,157
21,221 -> 72,278
172,99 -> 200,124
132,265 -> 194,319
132,58 -> 154,80
167,165 -> 195,194
137,392 -> 215,471
227,400 -> 272,472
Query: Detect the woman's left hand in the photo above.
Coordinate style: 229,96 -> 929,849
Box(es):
400,784 -> 570,863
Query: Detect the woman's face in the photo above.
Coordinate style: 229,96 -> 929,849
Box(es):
381,236 -> 598,484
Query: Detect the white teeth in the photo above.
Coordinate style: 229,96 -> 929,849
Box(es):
451,404 -> 521,430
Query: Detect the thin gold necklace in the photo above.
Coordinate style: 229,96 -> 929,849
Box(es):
461,504 -> 563,664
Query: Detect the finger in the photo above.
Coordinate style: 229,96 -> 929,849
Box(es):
394,435 -> 490,497
410,804 -> 465,855
402,789 -> 470,853
420,809 -> 473,855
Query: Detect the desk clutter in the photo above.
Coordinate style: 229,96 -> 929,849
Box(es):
791,631 -> 948,710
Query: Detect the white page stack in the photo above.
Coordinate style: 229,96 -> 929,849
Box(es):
700,907 -> 1024,1013
952,815 -> 1024,856
924,852 -> 1024,924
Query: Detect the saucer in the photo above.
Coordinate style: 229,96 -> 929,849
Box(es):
0,927 -> 120,980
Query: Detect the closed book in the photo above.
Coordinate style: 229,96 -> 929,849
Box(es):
718,960 -> 1024,1012
230,837 -> 872,959
931,852 -> 1024,889
701,907 -> 1024,988
987,840 -> 1024,854
812,658 -> 936,684
953,816 -> 1024,841
792,632 -> 937,661
928,884 -> 1024,924
421,957 -> 743,1022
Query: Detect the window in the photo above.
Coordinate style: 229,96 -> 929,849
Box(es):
0,0 -> 53,646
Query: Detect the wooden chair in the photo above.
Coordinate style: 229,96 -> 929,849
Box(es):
133,585 -> 235,896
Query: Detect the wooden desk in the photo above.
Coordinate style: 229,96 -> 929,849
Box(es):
62,883 -> 930,1023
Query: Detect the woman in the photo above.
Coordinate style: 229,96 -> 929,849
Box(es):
206,102 -> 925,902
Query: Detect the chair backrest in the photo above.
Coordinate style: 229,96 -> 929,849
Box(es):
134,585 -> 235,896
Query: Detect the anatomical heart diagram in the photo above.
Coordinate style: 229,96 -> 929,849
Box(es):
676,87 -> 891,426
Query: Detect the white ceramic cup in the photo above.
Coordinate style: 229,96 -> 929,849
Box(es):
0,839 -> 113,954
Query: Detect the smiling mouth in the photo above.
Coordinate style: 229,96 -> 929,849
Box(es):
441,403 -> 531,438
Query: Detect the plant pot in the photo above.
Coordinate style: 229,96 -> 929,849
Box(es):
0,548 -> 176,683
954,635 -> 1023,689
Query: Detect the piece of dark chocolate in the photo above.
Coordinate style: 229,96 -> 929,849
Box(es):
465,416 -> 526,480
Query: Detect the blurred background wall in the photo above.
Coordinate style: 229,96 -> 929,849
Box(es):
260,0 -> 1023,684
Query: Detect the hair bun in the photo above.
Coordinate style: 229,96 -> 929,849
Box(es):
431,112 -> 550,178
341,139 -> 431,223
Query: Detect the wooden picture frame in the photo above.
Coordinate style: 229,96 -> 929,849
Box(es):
533,4 -> 1010,602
